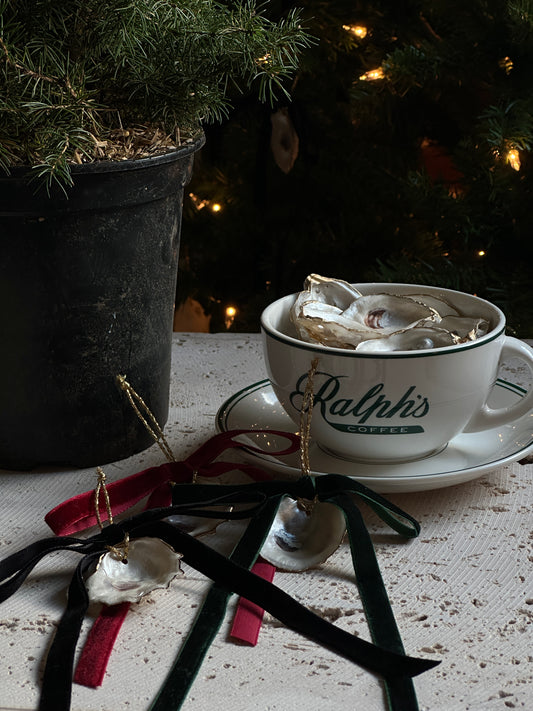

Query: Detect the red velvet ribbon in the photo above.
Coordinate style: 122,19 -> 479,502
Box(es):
44,429 -> 299,686
73,602 -> 130,687
230,560 -> 277,645
46,429 -> 298,536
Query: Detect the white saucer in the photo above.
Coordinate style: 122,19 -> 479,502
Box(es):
216,379 -> 533,492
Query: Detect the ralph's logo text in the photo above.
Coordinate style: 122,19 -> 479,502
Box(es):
289,372 -> 429,434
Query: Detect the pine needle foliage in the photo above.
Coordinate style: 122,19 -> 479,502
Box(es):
0,0 -> 312,187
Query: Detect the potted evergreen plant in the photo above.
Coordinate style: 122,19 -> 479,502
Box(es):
0,0 -> 311,469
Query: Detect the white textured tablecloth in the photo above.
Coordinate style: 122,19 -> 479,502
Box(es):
1,333 -> 532,711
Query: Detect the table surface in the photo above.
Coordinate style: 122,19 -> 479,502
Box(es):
1,333 -> 532,711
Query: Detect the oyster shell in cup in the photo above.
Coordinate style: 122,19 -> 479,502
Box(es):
295,273 -> 363,310
86,538 -> 183,605
342,294 -> 437,331
430,315 -> 490,341
355,327 -> 456,352
290,274 -> 490,352
402,293 -> 460,318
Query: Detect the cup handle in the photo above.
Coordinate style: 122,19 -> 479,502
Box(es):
463,337 -> 533,433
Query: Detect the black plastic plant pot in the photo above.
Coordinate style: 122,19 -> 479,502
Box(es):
0,135 -> 205,470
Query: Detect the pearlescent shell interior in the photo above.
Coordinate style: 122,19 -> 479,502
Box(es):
290,274 -> 490,351
165,513 -> 222,537
260,497 -> 346,571
86,538 -> 183,605
355,326 -> 456,352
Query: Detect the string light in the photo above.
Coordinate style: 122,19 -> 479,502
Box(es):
506,149 -> 521,171
189,192 -> 208,210
477,250 -> 486,257
225,305 -> 237,329
189,192 -> 223,213
359,67 -> 385,81
343,24 -> 368,39
499,56 -> 513,74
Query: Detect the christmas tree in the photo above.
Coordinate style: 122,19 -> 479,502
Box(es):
179,0 -> 533,336
0,0 -> 311,187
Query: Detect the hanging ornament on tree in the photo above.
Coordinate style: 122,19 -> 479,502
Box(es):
419,137 -> 463,195
270,107 -> 299,173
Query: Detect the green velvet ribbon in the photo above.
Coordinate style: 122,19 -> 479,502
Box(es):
0,474 -> 438,711
149,474 -> 428,711
148,494 -> 284,710
318,475 -> 421,711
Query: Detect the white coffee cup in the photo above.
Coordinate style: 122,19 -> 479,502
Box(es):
261,283 -> 533,463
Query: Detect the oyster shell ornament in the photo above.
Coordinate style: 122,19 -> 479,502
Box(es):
290,274 -> 489,351
260,496 -> 346,571
86,537 -> 183,605
164,513 -> 223,537
259,357 -> 347,572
